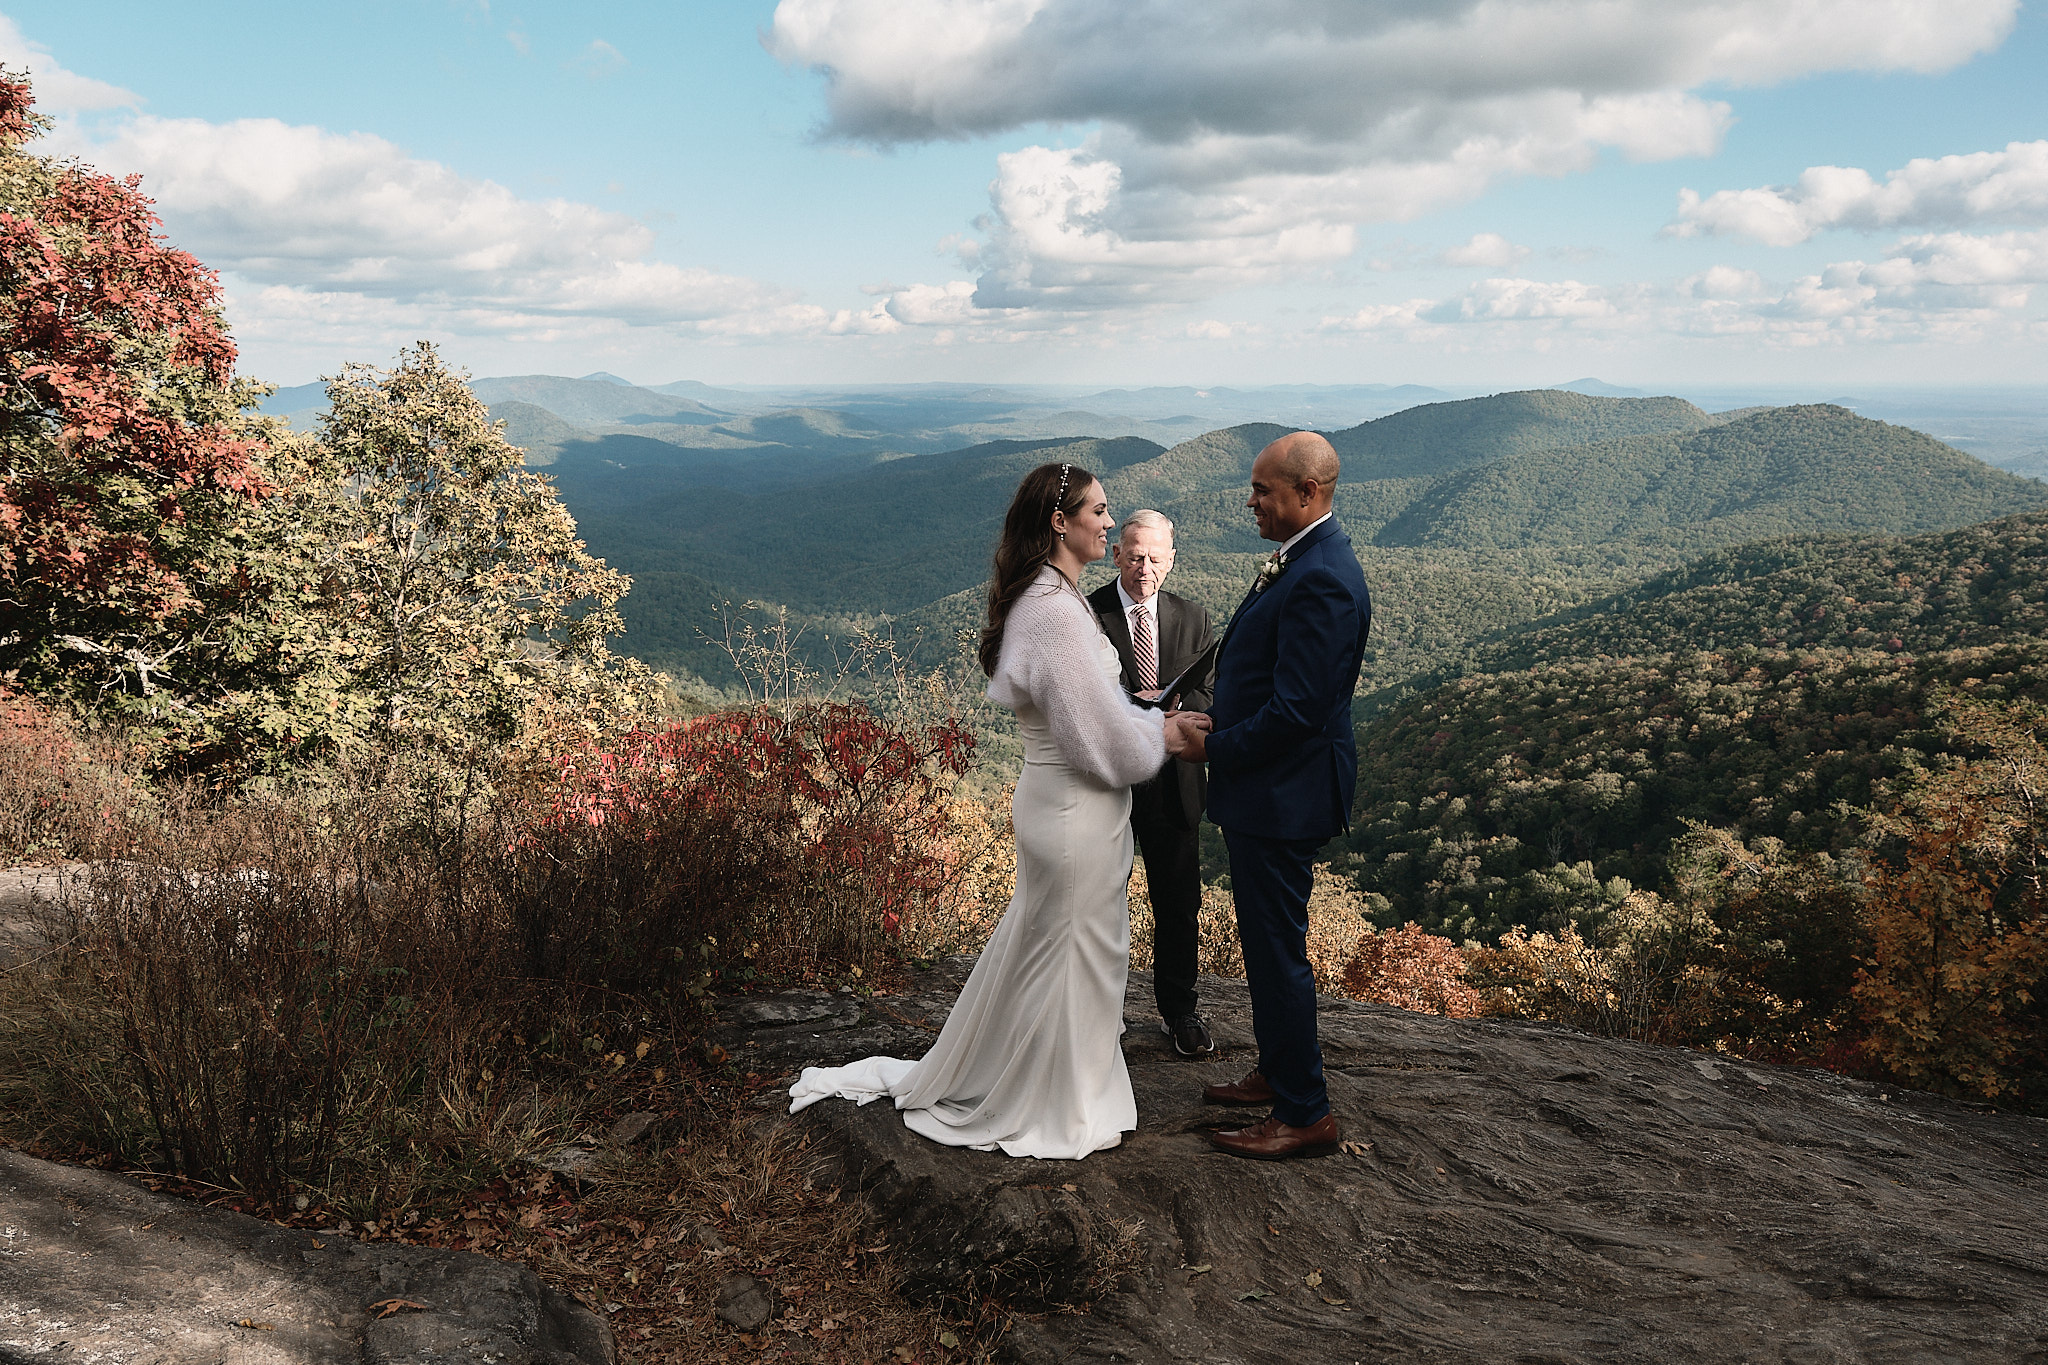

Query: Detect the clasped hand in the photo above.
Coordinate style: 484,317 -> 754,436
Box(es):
1162,710 -> 1214,761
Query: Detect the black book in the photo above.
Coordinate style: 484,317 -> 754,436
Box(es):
1127,638 -> 1220,711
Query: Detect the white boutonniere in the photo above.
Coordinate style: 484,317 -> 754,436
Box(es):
1253,550 -> 1289,592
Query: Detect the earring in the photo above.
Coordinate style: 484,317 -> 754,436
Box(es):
1058,531 -> 1066,541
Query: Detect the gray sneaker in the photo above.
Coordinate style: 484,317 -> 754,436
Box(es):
1161,1014 -> 1216,1058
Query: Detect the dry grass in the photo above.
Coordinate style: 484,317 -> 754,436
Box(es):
0,688 -> 141,864
1127,860 -> 1372,990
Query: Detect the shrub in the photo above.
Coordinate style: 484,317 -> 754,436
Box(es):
1338,924 -> 1481,1017
0,686 -> 137,862
1,778 -> 511,1209
494,700 -> 987,993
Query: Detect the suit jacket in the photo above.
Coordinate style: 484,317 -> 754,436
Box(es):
1086,581 -> 1216,829
1205,518 -> 1372,842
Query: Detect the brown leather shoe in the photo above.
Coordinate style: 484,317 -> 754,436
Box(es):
1208,1113 -> 1340,1161
1202,1070 -> 1276,1105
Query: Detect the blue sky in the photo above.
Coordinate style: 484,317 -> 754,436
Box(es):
9,1 -> 2047,389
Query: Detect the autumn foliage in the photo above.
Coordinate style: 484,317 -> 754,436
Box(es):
1340,923 -> 1482,1017
1852,697 -> 2048,1102
497,700 -> 994,993
0,71 -> 277,708
0,685 -> 136,862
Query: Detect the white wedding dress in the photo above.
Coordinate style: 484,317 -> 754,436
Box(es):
789,566 -> 1168,1159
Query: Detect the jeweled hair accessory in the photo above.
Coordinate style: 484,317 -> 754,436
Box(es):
1055,462 -> 1072,505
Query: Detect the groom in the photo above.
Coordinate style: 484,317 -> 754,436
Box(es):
1172,431 -> 1371,1160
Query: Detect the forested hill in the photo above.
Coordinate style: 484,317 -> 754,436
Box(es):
1332,389 -> 1714,481
1366,405 -> 2048,557
1342,642 -> 2048,945
560,435 -> 1164,620
543,387 -> 2048,691
1100,390 -> 1719,554
1473,509 -> 2048,671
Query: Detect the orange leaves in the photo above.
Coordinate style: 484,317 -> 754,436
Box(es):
1856,798 -> 2048,1101
497,699 -> 984,991
1338,922 -> 1483,1018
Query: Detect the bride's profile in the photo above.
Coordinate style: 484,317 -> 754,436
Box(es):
788,461 -> 1191,1159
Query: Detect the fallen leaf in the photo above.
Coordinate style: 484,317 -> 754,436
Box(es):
1323,1296 -> 1349,1307
1305,1269 -> 1323,1288
635,1039 -> 652,1059
1060,1183 -> 1076,1192
1266,1224 -> 1281,1237
310,1239 -> 324,1249
1338,1140 -> 1373,1156
1187,1264 -> 1213,1275
1236,1289 -> 1268,1302
892,1347 -> 917,1361
234,1319 -> 275,1331
370,1298 -> 430,1319
939,1329 -> 961,1348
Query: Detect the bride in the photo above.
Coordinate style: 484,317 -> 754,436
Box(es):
789,461 -> 1201,1159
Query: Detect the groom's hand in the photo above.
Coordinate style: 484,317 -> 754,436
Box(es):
1166,711 -> 1213,762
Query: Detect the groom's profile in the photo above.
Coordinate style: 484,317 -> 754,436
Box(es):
1172,431 -> 1371,1160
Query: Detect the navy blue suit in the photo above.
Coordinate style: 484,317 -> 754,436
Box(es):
1205,517 -> 1371,1126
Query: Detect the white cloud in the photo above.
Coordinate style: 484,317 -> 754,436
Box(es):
45,112 -> 866,342
569,39 -> 627,79
1186,319 -> 1233,339
1427,277 -> 1616,323
1671,140 -> 2048,244
1684,264 -> 1768,299
0,15 -> 139,112
1438,233 -> 1530,269
1324,227 -> 2048,349
770,0 -> 2016,307
1323,300 -> 1433,332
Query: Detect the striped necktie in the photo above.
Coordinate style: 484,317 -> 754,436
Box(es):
1132,602 -> 1157,690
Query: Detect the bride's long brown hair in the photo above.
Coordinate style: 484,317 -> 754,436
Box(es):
979,460 -> 1097,677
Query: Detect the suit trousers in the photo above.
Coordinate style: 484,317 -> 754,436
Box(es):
1134,809 -> 1203,1021
1222,827 -> 1329,1127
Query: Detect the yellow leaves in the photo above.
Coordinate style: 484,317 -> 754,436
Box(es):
368,1298 -> 428,1319
234,1319 -> 275,1331
1305,1269 -> 1322,1287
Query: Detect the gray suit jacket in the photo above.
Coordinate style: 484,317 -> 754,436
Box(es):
1087,582 -> 1217,829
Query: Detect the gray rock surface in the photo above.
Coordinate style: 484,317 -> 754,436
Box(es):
0,1150 -> 614,1364
719,962 -> 2048,1364
0,864 -> 74,968
713,1275 -> 778,1331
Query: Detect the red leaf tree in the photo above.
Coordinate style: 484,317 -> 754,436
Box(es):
0,73 -> 275,718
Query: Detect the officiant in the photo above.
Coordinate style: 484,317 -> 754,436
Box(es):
1089,510 -> 1220,1058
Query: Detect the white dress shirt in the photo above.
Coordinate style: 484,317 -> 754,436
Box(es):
1277,511 -> 1332,559
1115,578 -> 1162,683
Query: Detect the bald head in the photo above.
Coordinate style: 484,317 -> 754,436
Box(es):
1246,431 -> 1339,543
1264,431 -> 1340,490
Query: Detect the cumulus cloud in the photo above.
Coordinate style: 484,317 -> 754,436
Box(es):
48,112 -> 862,342
1426,277 -> 1616,323
0,14 -> 139,112
1323,226 -> 2048,347
1438,233 -> 1531,269
769,0 -> 2016,308
1671,140 -> 2048,245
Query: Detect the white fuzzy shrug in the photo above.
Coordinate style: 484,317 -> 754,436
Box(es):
986,567 -> 1168,788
